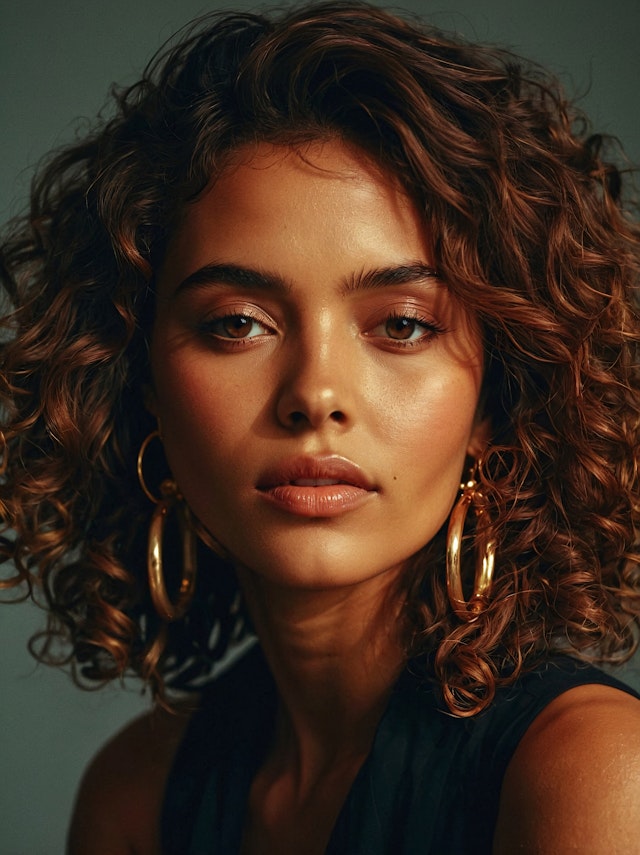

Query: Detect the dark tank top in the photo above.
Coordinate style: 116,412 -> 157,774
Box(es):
161,645 -> 638,854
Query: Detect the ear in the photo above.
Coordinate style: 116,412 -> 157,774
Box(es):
143,383 -> 157,414
142,388 -> 163,439
466,415 -> 491,460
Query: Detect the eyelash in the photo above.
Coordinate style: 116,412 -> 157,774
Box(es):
198,309 -> 446,349
197,311 -> 274,347
368,311 -> 447,348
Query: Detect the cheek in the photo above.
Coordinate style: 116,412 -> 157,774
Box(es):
156,343 -> 238,428
374,371 -> 479,462
151,358 -> 246,482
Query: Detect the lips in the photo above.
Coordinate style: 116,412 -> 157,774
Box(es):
256,456 -> 377,517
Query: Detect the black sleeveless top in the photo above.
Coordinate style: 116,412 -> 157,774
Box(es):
161,646 -> 638,854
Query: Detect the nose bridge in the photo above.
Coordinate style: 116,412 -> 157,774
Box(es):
276,307 -> 351,429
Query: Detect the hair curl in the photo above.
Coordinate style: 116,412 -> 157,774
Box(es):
1,1 -> 639,715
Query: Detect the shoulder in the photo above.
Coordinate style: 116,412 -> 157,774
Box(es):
67,699 -> 195,855
493,681 -> 640,854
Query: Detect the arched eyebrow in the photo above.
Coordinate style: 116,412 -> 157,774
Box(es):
172,261 -> 440,297
342,263 -> 440,293
174,263 -> 292,295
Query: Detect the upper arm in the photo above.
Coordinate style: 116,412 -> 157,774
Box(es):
67,705 -> 192,855
493,684 -> 640,854
67,742 -> 138,855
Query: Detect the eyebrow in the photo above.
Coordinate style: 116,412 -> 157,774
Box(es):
342,262 -> 440,293
173,260 -> 441,297
174,263 -> 292,295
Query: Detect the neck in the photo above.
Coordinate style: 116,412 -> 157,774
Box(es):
237,565 -> 408,785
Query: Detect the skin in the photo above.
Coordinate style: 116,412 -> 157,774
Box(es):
149,139 -> 486,593
67,139 -> 640,854
148,138 -> 486,850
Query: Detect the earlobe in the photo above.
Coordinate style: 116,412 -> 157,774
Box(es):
143,384 -> 158,417
466,416 -> 491,459
143,389 -> 163,437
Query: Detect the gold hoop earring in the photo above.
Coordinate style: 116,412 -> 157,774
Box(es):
446,474 -> 495,622
137,431 -> 197,622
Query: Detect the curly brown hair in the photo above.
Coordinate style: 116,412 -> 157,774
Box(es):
1,1 -> 639,715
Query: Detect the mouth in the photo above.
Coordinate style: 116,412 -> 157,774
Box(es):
256,456 -> 377,518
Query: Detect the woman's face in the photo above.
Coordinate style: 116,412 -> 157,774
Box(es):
150,139 -> 486,591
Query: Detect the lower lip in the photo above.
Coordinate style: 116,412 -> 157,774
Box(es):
258,484 -> 374,517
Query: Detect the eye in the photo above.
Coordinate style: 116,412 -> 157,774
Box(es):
202,313 -> 272,340
383,316 -> 426,341
368,312 -> 445,346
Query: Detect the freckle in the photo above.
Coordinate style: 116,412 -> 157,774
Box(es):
393,476 -> 397,480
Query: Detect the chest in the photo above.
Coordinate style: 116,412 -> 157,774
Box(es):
160,653 -> 567,854
239,755 -> 367,855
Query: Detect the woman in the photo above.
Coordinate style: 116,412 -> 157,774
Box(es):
2,2 -> 640,852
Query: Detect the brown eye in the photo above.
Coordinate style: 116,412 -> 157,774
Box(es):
221,315 -> 254,338
203,313 -> 271,340
366,312 -> 445,348
385,317 -> 418,340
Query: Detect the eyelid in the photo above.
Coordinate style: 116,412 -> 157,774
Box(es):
197,303 -> 277,342
364,307 -> 447,348
200,301 -> 274,324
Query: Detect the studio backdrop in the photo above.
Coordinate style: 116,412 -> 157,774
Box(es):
1,2 -> 639,853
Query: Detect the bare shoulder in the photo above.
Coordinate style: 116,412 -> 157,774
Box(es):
67,698 -> 195,855
493,682 -> 640,854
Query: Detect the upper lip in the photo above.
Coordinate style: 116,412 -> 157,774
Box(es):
257,455 -> 376,491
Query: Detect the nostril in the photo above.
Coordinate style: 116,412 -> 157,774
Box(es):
285,409 -> 346,428
289,411 -> 308,426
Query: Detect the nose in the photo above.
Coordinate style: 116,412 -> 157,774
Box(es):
275,327 -> 352,431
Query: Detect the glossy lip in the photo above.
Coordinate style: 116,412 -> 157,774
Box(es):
256,455 -> 378,518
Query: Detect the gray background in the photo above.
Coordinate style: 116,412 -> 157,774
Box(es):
2,1 -> 639,853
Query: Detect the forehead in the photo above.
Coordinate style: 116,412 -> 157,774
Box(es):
194,139 -> 420,230
158,139 -> 432,292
